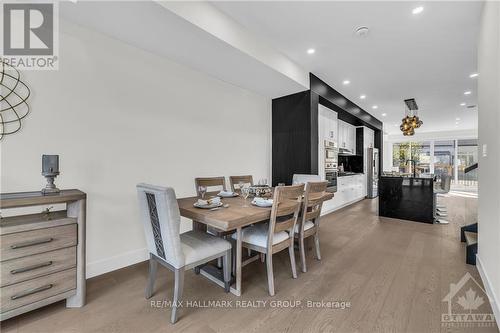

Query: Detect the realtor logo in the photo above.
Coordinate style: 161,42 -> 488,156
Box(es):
441,272 -> 495,328
1,2 -> 59,70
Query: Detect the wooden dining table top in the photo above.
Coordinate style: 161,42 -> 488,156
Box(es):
177,191 -> 334,232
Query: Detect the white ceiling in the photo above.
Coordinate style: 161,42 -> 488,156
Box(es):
212,1 -> 482,134
59,1 -> 306,98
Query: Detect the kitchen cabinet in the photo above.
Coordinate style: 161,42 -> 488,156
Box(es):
323,174 -> 365,214
318,104 -> 337,142
338,120 -> 356,153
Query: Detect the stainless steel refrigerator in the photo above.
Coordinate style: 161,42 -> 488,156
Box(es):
367,148 -> 379,198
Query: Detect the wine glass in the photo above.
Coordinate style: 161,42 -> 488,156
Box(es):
241,186 -> 250,207
198,185 -> 207,199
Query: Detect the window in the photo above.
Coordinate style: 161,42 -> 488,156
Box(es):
391,139 -> 478,191
392,141 -> 430,176
434,140 -> 455,179
457,139 -> 478,187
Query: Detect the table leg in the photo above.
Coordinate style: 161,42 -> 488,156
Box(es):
192,220 -> 207,232
235,227 -> 242,296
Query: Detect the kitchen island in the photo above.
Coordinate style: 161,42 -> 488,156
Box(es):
379,176 -> 434,223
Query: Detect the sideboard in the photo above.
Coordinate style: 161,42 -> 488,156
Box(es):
0,189 -> 86,320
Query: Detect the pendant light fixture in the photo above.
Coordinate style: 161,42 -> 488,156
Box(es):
400,98 -> 423,136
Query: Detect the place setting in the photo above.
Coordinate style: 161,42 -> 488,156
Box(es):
193,185 -> 238,210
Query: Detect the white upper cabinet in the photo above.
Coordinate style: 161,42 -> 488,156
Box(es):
338,120 -> 356,152
318,105 -> 337,142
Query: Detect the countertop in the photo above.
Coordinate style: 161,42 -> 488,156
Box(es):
381,175 -> 434,180
338,172 -> 364,177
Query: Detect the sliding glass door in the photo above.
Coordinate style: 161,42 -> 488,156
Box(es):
457,139 -> 478,188
433,140 -> 455,179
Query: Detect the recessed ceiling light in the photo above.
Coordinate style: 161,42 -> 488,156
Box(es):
412,6 -> 424,15
372,105 -> 378,109
307,48 -> 315,54
355,26 -> 370,38
382,113 -> 387,116
460,103 -> 466,106
464,91 -> 472,95
360,95 -> 366,99
343,80 -> 350,85
469,73 -> 479,78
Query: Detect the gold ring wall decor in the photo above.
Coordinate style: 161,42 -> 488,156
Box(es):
0,62 -> 31,140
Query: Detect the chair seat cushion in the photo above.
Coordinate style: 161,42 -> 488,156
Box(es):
294,220 -> 315,233
232,223 -> 289,248
180,230 -> 232,266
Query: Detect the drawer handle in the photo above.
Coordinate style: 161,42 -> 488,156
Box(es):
10,237 -> 54,249
10,261 -> 53,274
11,284 -> 53,300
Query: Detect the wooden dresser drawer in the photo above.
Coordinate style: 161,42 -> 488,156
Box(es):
0,224 -> 77,262
0,268 -> 76,313
1,247 -> 76,287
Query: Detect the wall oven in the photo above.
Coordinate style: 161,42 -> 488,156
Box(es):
325,169 -> 338,192
324,140 -> 338,192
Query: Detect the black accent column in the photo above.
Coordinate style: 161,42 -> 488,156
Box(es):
271,73 -> 384,187
272,91 -> 316,186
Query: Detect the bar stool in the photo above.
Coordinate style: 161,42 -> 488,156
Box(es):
434,174 -> 451,224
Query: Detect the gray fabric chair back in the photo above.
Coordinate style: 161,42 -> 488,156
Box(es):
137,183 -> 185,268
440,174 -> 452,192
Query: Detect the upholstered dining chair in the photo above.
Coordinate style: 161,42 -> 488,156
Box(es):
229,175 -> 254,192
295,181 -> 328,272
137,183 -> 232,324
233,184 -> 304,296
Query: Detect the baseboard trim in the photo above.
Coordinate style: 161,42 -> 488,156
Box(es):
86,248 -> 148,278
476,254 -> 500,328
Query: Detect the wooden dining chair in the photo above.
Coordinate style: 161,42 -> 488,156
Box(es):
229,175 -> 253,192
194,176 -> 233,266
194,176 -> 227,196
233,184 -> 304,296
137,184 -> 232,324
295,181 -> 328,273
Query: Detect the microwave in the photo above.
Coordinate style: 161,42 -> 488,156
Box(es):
325,148 -> 338,160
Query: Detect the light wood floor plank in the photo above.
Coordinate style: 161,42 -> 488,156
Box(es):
1,196 -> 497,333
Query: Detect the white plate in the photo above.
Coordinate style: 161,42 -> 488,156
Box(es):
194,202 -> 223,209
251,199 -> 273,207
218,191 -> 239,198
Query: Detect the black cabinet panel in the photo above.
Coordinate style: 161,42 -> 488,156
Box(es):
379,176 -> 434,223
272,91 -> 313,186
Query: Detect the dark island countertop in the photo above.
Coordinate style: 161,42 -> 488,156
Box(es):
378,176 -> 434,223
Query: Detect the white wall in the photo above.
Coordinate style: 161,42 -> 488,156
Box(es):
0,20 -> 271,278
477,1 -> 500,325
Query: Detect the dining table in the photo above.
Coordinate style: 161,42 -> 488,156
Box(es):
177,190 -> 334,296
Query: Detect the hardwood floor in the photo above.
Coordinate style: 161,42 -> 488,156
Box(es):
1,195 -> 497,333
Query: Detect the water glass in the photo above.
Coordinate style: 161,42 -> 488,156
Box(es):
198,185 -> 207,199
241,187 -> 250,207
